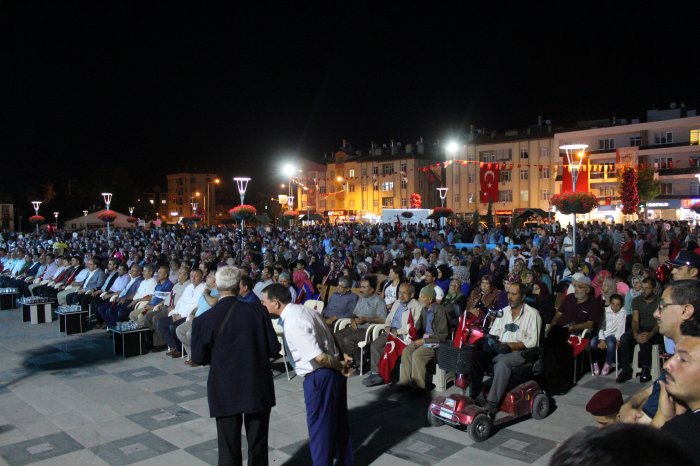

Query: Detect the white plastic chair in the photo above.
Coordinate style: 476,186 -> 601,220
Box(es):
335,318 -> 351,333
304,299 -> 325,313
358,324 -> 385,375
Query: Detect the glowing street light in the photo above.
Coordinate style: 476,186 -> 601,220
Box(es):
102,192 -> 113,237
437,187 -> 448,227
31,201 -> 42,234
560,143 -> 588,258
83,210 -> 88,230
53,212 -> 59,230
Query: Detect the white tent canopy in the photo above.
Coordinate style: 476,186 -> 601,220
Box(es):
63,210 -> 135,230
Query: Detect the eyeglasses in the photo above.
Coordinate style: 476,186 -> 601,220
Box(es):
658,302 -> 684,311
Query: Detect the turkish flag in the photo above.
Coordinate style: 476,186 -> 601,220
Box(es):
378,333 -> 408,383
561,164 -> 589,193
479,163 -> 500,203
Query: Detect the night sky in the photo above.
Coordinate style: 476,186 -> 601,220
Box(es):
2,3 -> 699,215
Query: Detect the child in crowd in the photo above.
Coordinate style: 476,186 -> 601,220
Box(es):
590,293 -> 626,376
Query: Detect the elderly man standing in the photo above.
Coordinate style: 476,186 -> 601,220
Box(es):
192,266 -> 280,466
261,283 -> 353,466
398,286 -> 449,391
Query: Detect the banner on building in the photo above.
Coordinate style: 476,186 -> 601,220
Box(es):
616,147 -> 639,170
479,163 -> 500,203
561,164 -> 589,193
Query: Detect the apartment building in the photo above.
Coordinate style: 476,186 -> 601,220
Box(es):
165,172 -> 219,224
445,127 -> 558,224
319,141 -> 443,222
554,106 -> 700,224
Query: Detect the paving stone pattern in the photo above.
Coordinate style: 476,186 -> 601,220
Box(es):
0,305 -> 643,465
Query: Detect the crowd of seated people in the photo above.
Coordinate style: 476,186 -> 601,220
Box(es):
2,217 -> 700,451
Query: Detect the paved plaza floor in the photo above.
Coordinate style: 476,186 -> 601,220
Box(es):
0,305 -> 645,465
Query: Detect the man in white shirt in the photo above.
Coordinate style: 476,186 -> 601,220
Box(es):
470,282 -> 542,416
155,269 -> 205,353
252,266 -> 274,299
261,283 -> 353,466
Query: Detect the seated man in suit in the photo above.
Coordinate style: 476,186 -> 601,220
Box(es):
363,282 -> 423,387
470,282 -> 542,416
398,285 -> 450,391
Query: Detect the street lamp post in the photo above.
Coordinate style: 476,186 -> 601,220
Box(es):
32,201 -> 42,234
233,177 -> 251,232
560,144 -> 588,259
206,178 -> 220,225
53,212 -> 59,230
83,210 -> 88,230
445,141 -> 458,211
102,192 -> 113,237
437,187 -> 448,227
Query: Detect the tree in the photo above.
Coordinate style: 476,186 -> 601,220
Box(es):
637,166 -> 661,205
472,209 -> 480,227
485,200 -> 494,227
620,168 -> 640,215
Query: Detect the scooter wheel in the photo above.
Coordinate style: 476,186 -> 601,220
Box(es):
531,393 -> 550,420
427,410 -> 444,427
468,413 -> 493,442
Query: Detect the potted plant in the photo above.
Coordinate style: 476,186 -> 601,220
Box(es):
549,192 -> 598,215
230,204 -> 257,221
28,215 -> 45,225
96,210 -> 118,223
432,206 -> 454,218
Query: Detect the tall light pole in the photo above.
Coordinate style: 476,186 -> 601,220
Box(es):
445,141 -> 459,211
102,192 -> 113,238
560,144 -> 588,259
233,177 -> 251,231
32,201 -> 42,234
437,187 -> 448,227
283,164 -> 296,209
128,206 -> 134,217
53,212 -> 59,230
206,177 -> 220,225
83,210 -> 88,230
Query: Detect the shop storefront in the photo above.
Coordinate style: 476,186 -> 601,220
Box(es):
644,199 -> 681,221
325,210 -> 356,224
495,209 -> 513,225
679,199 -> 700,223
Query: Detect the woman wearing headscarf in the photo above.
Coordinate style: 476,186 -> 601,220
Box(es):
442,278 -> 467,327
464,276 -> 500,326
591,270 -> 612,298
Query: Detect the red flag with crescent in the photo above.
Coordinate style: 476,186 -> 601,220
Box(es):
479,163 -> 500,203
378,333 -> 408,383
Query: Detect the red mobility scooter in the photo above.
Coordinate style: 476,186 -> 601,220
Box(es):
427,307 -> 550,442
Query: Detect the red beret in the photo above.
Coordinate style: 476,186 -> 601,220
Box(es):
586,388 -> 623,416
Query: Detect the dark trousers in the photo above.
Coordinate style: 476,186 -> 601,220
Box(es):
157,316 -> 185,350
469,349 -> 526,404
619,329 -> 663,374
336,327 -> 366,362
303,368 -> 353,466
216,409 -> 271,466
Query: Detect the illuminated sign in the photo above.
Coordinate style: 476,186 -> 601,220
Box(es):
170,212 -> 179,217
325,210 -> 348,216
495,210 -> 513,215
681,199 -> 700,208
646,202 -> 669,208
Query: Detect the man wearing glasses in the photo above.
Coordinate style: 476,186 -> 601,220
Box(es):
470,282 -> 542,417
619,279 -> 700,424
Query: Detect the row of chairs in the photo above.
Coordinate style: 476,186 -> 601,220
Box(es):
316,273 -> 389,304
